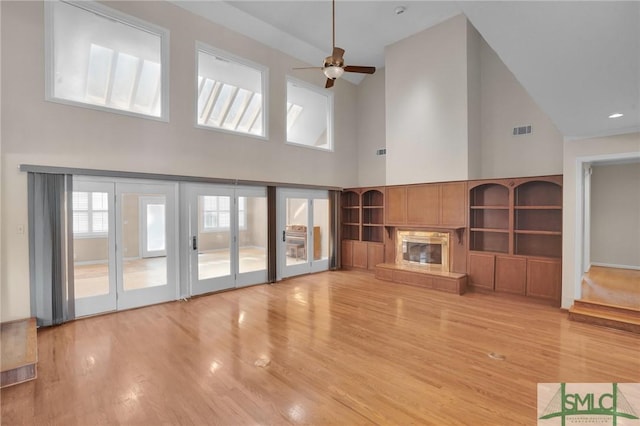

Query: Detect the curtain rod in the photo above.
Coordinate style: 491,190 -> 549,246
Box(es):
19,164 -> 343,191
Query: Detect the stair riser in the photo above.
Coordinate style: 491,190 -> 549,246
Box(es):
569,312 -> 640,334
573,300 -> 640,320
0,363 -> 37,388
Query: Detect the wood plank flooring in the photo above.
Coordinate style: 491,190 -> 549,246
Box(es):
2,270 -> 639,425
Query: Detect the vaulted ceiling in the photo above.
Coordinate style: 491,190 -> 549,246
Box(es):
173,1 -> 639,141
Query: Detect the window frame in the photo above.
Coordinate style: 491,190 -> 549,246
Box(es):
195,41 -> 269,140
44,0 -> 170,122
200,195 -> 247,233
285,76 -> 334,152
72,191 -> 110,239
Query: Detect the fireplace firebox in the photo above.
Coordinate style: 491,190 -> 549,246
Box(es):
396,230 -> 450,271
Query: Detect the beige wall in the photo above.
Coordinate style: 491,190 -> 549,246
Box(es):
479,38 -> 563,178
73,238 -> 108,263
562,132 -> 640,309
590,162 -> 640,268
0,0 -> 359,321
385,14 -> 471,185
356,69 -> 386,187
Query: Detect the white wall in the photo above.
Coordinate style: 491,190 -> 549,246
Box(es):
0,1 -> 359,321
385,14 -> 470,185
590,162 -> 640,268
479,38 -> 563,178
356,68 -> 386,187
562,132 -> 640,309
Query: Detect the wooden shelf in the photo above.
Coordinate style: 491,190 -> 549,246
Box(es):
514,206 -> 561,210
514,230 -> 562,236
470,228 -> 509,233
470,206 -> 510,210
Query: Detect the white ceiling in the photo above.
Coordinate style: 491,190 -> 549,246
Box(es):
173,1 -> 640,140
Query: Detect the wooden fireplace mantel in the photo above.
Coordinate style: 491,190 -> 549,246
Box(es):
375,263 -> 467,295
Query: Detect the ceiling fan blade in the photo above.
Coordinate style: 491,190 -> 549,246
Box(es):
325,78 -> 335,89
344,65 -> 376,74
292,67 -> 323,70
332,47 -> 345,61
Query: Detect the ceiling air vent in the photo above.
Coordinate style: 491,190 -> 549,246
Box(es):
513,125 -> 532,136
376,148 -> 387,156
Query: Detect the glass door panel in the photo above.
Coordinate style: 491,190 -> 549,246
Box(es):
285,198 -> 309,266
116,182 -> 177,310
277,188 -> 330,279
73,180 -> 116,317
197,194 -> 232,281
236,188 -> 268,288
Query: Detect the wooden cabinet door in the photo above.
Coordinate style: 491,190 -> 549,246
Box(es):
495,256 -> 527,295
385,186 -> 406,225
441,182 -> 467,227
352,241 -> 368,269
406,184 -> 439,225
527,258 -> 561,301
367,243 -> 385,270
468,253 -> 495,290
341,240 -> 353,267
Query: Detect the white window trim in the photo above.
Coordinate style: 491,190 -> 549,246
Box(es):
44,0 -> 170,122
195,41 -> 269,140
72,191 -> 109,239
285,75 -> 335,152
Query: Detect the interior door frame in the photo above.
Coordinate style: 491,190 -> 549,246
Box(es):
276,188 -> 329,280
115,180 -> 179,310
182,183 -> 268,296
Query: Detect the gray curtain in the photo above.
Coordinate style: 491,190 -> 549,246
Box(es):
28,173 -> 74,326
329,190 -> 341,270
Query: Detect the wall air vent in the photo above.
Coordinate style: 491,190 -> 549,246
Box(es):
513,125 -> 532,136
376,148 -> 387,156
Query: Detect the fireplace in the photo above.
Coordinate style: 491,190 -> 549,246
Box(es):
396,230 -> 450,271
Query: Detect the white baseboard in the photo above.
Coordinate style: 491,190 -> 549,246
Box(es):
590,262 -> 640,271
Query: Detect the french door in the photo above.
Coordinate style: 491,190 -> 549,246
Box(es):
277,188 -> 330,279
73,178 -> 178,316
184,184 -> 267,295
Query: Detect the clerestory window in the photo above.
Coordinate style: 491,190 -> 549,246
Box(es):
286,77 -> 334,151
45,1 -> 169,120
196,43 -> 268,138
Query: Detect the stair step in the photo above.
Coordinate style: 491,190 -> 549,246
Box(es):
569,302 -> 640,334
1,318 -> 38,388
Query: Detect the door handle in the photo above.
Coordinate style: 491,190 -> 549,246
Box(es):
282,230 -> 286,242
192,236 -> 197,251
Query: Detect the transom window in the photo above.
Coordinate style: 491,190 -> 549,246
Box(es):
201,196 -> 247,231
73,192 -> 109,236
196,43 -> 268,137
286,77 -> 334,151
45,1 -> 169,120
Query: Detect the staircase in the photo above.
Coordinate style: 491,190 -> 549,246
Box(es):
1,318 -> 38,388
569,266 -> 640,334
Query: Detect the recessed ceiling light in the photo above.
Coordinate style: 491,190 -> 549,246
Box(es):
609,112 -> 624,119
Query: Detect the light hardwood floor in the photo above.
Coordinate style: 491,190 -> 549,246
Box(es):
2,270 -> 639,425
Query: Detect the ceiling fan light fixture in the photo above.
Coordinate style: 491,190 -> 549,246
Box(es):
323,65 -> 344,80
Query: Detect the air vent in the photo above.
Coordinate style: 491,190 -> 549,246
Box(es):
513,125 -> 532,136
376,148 -> 387,156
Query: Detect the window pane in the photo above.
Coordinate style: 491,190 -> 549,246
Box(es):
203,196 -> 217,211
111,52 -> 140,109
49,1 -> 166,118
92,192 -> 108,210
73,212 -> 89,234
197,47 -> 265,136
73,192 -> 89,211
204,212 -> 216,229
218,197 -> 230,211
92,211 -> 109,233
287,79 -> 333,150
219,212 -> 230,228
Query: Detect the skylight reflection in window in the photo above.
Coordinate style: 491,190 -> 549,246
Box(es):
196,44 -> 267,137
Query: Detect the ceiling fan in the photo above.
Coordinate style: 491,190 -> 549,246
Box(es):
294,0 -> 376,88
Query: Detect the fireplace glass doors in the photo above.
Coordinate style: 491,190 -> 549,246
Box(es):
396,230 -> 450,271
